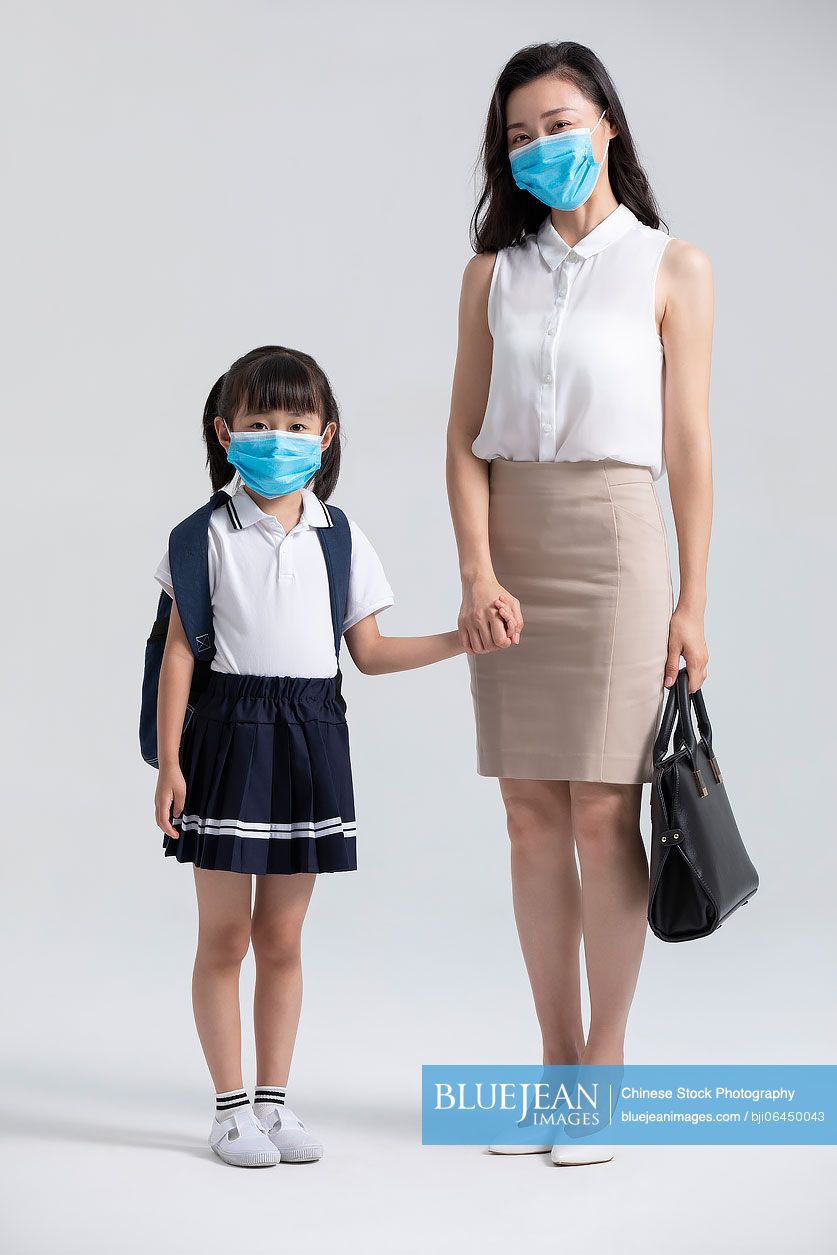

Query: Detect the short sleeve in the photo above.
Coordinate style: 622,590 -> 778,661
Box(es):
343,518 -> 394,632
154,546 -> 174,598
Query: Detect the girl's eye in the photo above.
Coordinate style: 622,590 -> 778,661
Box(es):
289,423 -> 308,432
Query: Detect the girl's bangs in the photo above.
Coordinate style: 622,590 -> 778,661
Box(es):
233,354 -> 322,419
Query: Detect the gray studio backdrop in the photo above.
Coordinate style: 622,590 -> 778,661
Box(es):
2,2 -> 835,1253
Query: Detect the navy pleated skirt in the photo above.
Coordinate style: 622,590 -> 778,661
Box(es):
164,670 -> 357,875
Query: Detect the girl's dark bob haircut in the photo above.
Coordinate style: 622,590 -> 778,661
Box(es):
202,345 -> 342,500
471,40 -> 669,254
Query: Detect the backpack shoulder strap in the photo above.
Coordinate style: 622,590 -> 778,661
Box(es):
316,502 -> 352,660
168,488 -> 232,660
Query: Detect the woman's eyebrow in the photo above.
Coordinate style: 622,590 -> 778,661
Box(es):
506,107 -> 579,132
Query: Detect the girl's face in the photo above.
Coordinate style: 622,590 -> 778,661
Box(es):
216,409 -> 337,456
505,74 -> 613,160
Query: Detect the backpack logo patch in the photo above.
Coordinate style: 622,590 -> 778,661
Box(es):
195,633 -> 211,651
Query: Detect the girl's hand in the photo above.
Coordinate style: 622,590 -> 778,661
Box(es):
155,765 -> 187,839
458,577 -> 524,653
664,603 -> 709,693
493,595 -> 521,645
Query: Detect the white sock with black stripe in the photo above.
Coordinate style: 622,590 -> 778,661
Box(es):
253,1085 -> 286,1121
215,1088 -> 251,1117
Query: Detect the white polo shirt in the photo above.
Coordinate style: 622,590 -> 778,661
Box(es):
154,482 -> 394,678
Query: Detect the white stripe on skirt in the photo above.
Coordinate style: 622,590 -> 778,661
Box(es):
172,813 -> 356,840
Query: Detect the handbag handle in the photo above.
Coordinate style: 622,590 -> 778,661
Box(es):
653,667 -> 722,795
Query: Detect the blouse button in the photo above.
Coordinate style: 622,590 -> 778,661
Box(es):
545,373 -> 553,383
546,326 -> 555,335
542,423 -> 553,432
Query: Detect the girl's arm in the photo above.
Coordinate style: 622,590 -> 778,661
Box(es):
154,597 -> 195,838
658,240 -> 714,694
344,601 -> 515,676
445,255 -> 523,653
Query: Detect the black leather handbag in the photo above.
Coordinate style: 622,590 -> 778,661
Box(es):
648,667 -> 759,942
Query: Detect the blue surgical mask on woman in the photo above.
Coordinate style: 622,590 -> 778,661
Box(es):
509,107 -> 609,211
223,421 -> 323,499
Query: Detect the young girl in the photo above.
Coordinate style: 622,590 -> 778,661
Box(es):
153,344 -> 515,1168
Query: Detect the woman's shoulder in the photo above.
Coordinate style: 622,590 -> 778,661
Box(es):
653,235 -> 714,305
460,252 -> 498,311
462,234 -> 536,280
634,218 -> 711,269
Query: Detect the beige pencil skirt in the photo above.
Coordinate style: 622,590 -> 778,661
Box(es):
467,458 -> 674,785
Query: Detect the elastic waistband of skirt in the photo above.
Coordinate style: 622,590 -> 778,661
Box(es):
204,670 -> 340,701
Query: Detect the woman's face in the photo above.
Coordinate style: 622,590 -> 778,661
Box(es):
504,75 -> 613,163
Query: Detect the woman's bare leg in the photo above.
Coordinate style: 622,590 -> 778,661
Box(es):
569,780 -> 649,1065
191,866 -> 254,1093
499,779 -> 585,1066
250,872 -> 317,1087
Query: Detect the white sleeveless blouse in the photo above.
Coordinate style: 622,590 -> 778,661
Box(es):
471,202 -> 675,481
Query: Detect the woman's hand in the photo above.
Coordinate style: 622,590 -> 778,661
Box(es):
458,577 -> 524,653
664,602 -> 709,693
155,764 -> 187,839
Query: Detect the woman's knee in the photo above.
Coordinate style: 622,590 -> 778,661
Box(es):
570,781 -> 641,860
500,780 -> 571,855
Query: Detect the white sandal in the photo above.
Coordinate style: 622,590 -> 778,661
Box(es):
209,1107 -> 282,1167
257,1104 -> 323,1162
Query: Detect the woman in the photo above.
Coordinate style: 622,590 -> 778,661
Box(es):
445,41 -> 712,1166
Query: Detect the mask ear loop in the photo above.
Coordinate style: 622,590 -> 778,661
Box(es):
219,417 -> 241,492
591,109 -> 610,167
591,107 -> 607,135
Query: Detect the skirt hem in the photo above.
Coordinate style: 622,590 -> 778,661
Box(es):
476,752 -> 652,785
162,831 -> 357,875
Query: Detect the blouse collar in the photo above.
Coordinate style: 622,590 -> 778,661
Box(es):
535,202 -> 638,270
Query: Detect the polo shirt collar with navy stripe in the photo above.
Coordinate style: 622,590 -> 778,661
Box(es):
224,481 -> 334,532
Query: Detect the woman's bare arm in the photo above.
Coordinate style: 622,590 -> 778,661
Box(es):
658,239 -> 714,693
445,253 -> 523,653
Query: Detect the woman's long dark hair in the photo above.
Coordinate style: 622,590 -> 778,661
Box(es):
202,345 -> 342,499
471,41 -> 668,253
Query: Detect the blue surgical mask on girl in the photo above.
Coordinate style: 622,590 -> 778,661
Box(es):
509,108 -> 609,211
223,421 -> 323,499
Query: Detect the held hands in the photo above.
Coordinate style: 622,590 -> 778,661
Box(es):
458,578 -> 524,655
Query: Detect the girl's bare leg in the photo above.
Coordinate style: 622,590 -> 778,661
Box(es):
250,872 -> 317,1087
569,780 -> 649,1065
499,779 -> 585,1066
191,866 -> 254,1093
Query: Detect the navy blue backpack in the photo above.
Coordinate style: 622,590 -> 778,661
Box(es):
140,487 -> 353,768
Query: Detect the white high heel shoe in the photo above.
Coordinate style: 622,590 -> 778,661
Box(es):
550,1142 -> 614,1165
